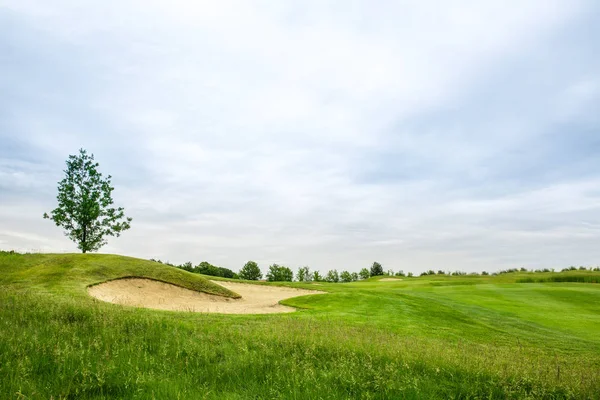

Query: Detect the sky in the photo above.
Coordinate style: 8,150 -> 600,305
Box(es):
1,1 -> 599,275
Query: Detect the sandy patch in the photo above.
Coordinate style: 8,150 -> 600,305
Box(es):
88,278 -> 325,314
379,278 -> 403,282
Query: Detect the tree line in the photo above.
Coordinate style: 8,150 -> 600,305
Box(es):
150,258 -> 600,282
151,260 -> 392,282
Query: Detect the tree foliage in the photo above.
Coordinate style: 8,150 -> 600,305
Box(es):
239,261 -> 262,281
359,268 -> 370,280
194,261 -> 237,278
370,262 -> 384,277
266,264 -> 293,282
312,271 -> 322,282
325,269 -> 339,283
43,149 -> 131,253
297,266 -> 312,282
340,270 -> 353,283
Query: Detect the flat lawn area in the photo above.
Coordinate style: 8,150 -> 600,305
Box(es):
1,252 -> 599,399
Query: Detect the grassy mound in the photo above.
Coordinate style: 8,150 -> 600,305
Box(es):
1,252 -> 599,399
0,252 -> 240,299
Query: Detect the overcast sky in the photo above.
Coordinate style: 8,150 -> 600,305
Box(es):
1,1 -> 599,275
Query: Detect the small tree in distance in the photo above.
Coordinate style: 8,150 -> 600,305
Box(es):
340,271 -> 353,283
266,264 -> 293,282
359,268 -> 370,280
370,262 -> 384,277
239,261 -> 262,280
43,149 -> 132,253
313,271 -> 322,282
297,266 -> 312,282
326,269 -> 339,283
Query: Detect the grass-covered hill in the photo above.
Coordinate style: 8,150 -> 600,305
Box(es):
1,252 -> 599,399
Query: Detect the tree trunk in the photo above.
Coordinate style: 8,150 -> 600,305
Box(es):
82,224 -> 87,253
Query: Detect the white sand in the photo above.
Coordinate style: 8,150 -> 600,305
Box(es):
379,278 -> 403,282
88,278 -> 324,314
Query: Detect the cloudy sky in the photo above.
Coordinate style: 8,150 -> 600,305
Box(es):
1,1 -> 599,275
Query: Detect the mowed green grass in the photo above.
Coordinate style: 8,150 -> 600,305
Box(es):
1,253 -> 599,399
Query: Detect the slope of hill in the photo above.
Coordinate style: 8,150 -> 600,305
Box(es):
1,252 -> 599,399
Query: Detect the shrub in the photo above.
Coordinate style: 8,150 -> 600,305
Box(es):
239,261 -> 262,281
313,271 -> 322,282
481,271 -> 489,276
266,264 -> 293,282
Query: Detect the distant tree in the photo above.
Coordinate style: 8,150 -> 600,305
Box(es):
387,269 -> 394,276
359,268 -> 370,280
266,264 -> 293,282
395,270 -> 405,277
196,261 -> 220,276
351,272 -> 359,281
340,270 -> 353,283
297,266 -> 312,282
313,271 -> 322,282
481,271 -> 489,276
437,270 -> 445,275
325,269 -> 339,283
407,272 -> 413,277
194,261 -> 237,278
239,261 -> 262,281
370,262 -> 384,277
43,149 -> 132,253
180,261 -> 194,272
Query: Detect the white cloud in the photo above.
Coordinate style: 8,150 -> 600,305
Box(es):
1,0 -> 599,273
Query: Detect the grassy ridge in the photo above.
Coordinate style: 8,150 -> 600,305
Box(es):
0,252 -> 239,298
1,253 -> 600,399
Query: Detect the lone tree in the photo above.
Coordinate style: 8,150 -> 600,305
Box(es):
370,262 -> 384,277
43,149 -> 132,253
239,261 -> 262,280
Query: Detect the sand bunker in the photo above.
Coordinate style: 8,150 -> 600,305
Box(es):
379,278 -> 403,282
88,278 -> 325,314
